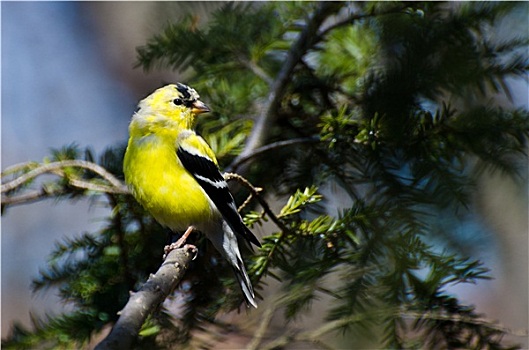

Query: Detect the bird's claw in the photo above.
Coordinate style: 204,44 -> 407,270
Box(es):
163,242 -> 179,259
163,243 -> 198,260
184,244 -> 198,260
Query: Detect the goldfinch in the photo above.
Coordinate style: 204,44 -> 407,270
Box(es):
123,83 -> 260,308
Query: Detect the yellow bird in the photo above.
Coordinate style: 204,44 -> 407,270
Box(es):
123,83 -> 260,307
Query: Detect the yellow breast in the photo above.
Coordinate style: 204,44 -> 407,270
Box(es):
123,134 -> 213,231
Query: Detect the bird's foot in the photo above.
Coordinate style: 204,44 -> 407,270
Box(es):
183,244 -> 198,260
163,242 -> 179,258
163,243 -> 198,260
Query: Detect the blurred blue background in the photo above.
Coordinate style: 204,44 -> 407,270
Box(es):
1,1 -> 183,335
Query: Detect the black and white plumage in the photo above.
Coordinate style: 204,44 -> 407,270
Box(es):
177,146 -> 261,248
176,140 -> 261,308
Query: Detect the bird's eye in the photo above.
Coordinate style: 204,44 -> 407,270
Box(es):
173,98 -> 183,106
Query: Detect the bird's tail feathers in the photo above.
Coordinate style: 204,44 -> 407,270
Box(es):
232,262 -> 258,308
244,226 -> 261,248
207,221 -> 258,308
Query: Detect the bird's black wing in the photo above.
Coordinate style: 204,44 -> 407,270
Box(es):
177,144 -> 261,247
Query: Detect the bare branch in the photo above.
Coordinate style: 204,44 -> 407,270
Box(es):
1,161 -> 40,176
237,54 -> 274,86
224,172 -> 290,234
1,160 -> 127,194
68,179 -> 128,194
1,188 -> 52,207
94,246 -> 196,350
226,137 -> 320,173
1,179 -> 127,209
1,160 -> 129,208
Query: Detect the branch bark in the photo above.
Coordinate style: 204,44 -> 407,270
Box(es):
224,172 -> 290,234
1,160 -> 129,208
226,137 -> 320,173
1,160 -> 126,193
95,246 -> 196,350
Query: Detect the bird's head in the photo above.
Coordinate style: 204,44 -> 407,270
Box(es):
135,83 -> 210,130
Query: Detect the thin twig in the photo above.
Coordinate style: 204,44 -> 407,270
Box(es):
1,179 -> 127,208
1,161 -> 39,176
1,160 -> 128,209
1,160 -> 127,193
237,192 -> 258,213
69,179 -> 128,194
226,137 -> 320,173
224,172 -> 289,234
238,55 -> 274,86
1,189 -> 53,207
224,173 -> 291,286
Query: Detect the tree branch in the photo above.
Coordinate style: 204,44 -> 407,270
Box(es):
402,311 -> 529,338
230,2 -> 341,173
1,160 -> 129,208
317,4 -> 407,38
95,246 -> 197,350
1,160 -> 127,193
257,307 -> 528,350
226,137 -> 320,173
1,188 -> 55,207
224,172 -> 290,234
237,54 -> 274,86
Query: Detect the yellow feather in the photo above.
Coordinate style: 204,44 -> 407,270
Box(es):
123,85 -> 215,230
124,134 -> 213,230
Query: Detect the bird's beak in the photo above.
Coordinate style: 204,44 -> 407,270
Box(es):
191,100 -> 210,115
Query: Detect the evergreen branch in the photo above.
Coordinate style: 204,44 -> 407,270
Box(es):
230,2 -> 341,173
255,305 -> 524,349
403,311 -> 529,338
4,3 -> 527,349
246,302 -> 277,350
227,137 -> 320,173
1,160 -> 128,194
236,54 -> 274,86
317,3 -> 407,38
94,246 -> 196,350
107,193 -> 134,288
260,314 -> 365,350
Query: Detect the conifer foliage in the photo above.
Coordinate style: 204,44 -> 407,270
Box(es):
2,2 -> 528,349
